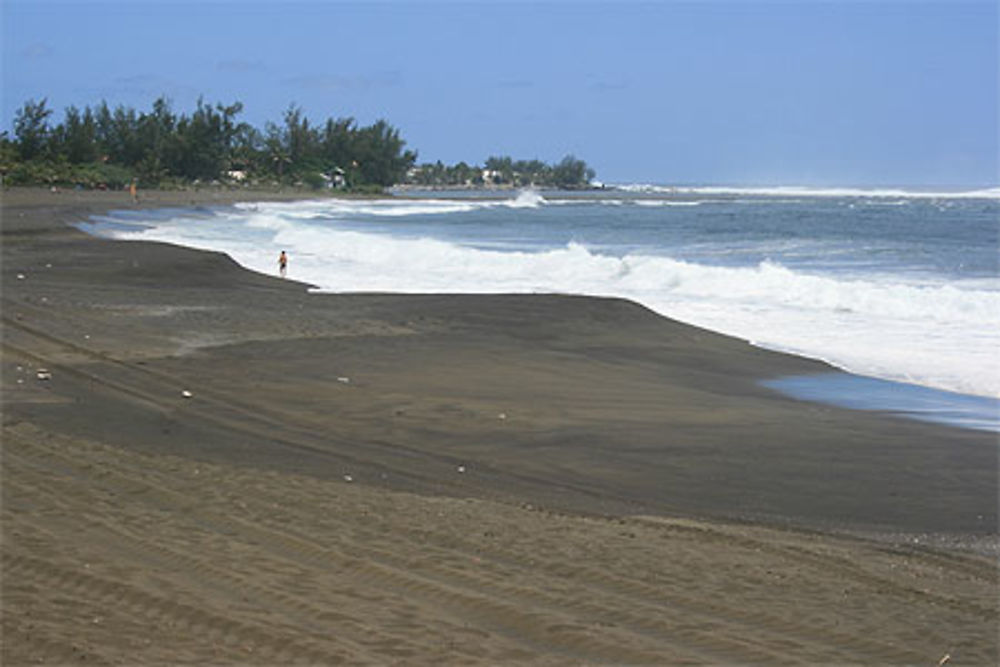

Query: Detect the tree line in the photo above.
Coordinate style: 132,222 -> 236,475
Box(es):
1,97 -> 597,191
406,155 -> 595,189
0,97 -> 416,192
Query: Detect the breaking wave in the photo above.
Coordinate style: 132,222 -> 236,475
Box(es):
614,184 -> 1000,200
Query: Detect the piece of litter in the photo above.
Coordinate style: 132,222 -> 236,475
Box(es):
337,377 -> 350,384
457,465 -> 466,473
16,274 -> 25,280
181,390 -> 193,398
36,369 -> 52,381
498,412 -> 507,420
343,474 -> 354,483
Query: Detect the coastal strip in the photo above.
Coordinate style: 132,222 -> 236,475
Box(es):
2,187 -> 997,664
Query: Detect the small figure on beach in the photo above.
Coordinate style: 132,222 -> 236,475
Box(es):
129,179 -> 138,203
278,251 -> 288,278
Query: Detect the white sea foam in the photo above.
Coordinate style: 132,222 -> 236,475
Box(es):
234,191 -> 550,220
106,210 -> 1000,399
507,189 -> 546,208
614,184 -> 1000,200
547,198 -> 627,206
633,200 -> 705,207
237,198 -> 484,218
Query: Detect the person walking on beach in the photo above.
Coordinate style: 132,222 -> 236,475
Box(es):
278,250 -> 288,278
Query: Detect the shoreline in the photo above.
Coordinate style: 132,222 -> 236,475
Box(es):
4,185 -> 996,536
82,185 -> 1000,419
3,186 -> 997,663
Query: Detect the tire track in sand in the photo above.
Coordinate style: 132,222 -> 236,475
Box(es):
1,466 -> 507,664
4,427 -> 680,663
7,424 -> 973,664
2,553 -> 351,665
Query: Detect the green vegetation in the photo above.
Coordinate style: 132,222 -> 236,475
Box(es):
1,97 -> 417,191
406,155 -> 596,189
1,97 -> 598,192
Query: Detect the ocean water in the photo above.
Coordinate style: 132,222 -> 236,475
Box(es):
762,374 -> 1000,433
80,185 -> 1000,429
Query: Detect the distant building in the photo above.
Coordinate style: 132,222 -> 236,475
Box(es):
330,167 -> 347,189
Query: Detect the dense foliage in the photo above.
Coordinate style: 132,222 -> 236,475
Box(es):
406,154 -> 596,189
2,97 -> 598,191
1,97 -> 417,191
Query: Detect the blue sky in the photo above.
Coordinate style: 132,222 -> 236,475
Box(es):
2,1 -> 997,186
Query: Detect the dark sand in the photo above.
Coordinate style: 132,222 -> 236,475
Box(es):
2,187 -> 997,664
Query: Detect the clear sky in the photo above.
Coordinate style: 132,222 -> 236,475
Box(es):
2,0 -> 997,186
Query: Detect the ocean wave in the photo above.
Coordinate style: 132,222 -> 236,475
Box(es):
233,190 -> 547,221
614,184 -> 1000,200
633,200 -> 705,207
237,198 -> 485,218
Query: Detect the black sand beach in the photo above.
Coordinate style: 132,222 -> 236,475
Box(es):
2,187 -> 997,664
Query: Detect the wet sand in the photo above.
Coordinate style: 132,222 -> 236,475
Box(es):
2,187 -> 997,664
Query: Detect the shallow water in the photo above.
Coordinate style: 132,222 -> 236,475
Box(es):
762,373 -> 1000,433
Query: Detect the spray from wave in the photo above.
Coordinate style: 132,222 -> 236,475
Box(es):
507,189 -> 546,208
